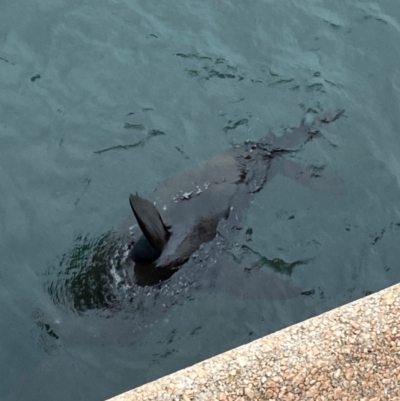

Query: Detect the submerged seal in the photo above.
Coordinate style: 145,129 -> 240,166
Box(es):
127,109 -> 345,286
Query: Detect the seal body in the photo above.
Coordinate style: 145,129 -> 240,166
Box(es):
127,109 -> 345,285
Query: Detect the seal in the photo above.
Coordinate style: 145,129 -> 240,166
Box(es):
127,109 -> 345,286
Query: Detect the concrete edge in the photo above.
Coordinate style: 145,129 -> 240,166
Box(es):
106,283 -> 400,400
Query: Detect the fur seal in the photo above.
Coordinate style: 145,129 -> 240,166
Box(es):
127,109 -> 345,285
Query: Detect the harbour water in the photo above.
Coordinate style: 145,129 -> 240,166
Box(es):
1,2 -> 400,400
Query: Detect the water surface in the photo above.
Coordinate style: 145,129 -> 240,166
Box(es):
1,1 -> 400,400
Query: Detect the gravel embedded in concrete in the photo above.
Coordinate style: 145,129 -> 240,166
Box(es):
106,283 -> 400,401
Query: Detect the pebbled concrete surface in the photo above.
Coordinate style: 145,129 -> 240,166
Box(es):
106,283 -> 400,401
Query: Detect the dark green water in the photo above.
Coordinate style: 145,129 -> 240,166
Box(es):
1,1 -> 400,400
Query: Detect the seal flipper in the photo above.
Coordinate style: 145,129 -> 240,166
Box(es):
129,193 -> 169,254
